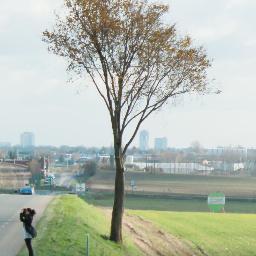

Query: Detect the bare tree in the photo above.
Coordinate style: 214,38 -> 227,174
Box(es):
190,140 -> 204,154
43,0 -> 213,243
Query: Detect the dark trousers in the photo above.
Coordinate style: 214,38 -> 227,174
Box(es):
25,238 -> 34,256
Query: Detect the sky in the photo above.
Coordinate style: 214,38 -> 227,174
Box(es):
0,0 -> 256,148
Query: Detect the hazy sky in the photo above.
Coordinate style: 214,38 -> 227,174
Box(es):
0,0 -> 256,148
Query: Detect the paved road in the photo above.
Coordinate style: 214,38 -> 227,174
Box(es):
55,172 -> 75,187
0,194 -> 53,256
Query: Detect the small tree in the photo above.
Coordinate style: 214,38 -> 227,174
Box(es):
190,140 -> 204,155
81,160 -> 97,177
43,0 -> 214,243
28,159 -> 42,186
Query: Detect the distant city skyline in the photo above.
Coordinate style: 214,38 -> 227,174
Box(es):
0,136 -> 255,150
1,1 -> 256,148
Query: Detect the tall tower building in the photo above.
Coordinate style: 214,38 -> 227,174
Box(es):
20,132 -> 35,148
154,137 -> 168,151
139,130 -> 149,151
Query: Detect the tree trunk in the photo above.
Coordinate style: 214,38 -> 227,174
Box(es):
110,141 -> 125,243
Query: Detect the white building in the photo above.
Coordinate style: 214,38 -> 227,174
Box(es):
126,155 -> 134,164
20,132 -> 35,148
139,130 -> 149,151
206,147 -> 247,160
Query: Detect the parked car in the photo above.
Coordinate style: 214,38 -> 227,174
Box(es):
19,186 -> 35,195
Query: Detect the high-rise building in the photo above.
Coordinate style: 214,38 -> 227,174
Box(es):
0,142 -> 11,148
154,137 -> 168,151
139,130 -> 149,151
20,132 -> 35,148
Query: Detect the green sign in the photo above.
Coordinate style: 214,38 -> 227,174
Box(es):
207,192 -> 225,212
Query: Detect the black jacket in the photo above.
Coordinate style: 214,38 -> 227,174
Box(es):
20,212 -> 33,231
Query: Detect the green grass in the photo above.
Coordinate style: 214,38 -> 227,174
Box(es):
18,196 -> 141,256
17,194 -> 256,256
82,192 -> 256,213
131,210 -> 256,256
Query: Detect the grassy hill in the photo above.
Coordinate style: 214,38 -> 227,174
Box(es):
131,210 -> 256,256
18,196 -> 141,256
18,195 -> 256,256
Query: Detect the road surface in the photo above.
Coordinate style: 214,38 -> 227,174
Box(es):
0,194 -> 53,256
55,172 -> 75,187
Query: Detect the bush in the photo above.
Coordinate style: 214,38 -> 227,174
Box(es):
81,161 -> 97,178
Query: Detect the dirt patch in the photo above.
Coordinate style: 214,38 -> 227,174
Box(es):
123,213 -> 205,256
102,208 -> 206,256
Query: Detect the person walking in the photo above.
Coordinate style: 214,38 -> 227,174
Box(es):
20,208 -> 36,256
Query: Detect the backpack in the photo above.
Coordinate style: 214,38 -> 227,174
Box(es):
26,225 -> 37,238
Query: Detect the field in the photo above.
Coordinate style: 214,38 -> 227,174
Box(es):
0,163 -> 30,188
89,170 -> 256,197
0,172 -> 30,188
82,192 -> 256,213
18,195 -> 256,256
85,170 -> 256,214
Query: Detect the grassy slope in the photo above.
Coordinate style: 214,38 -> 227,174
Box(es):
18,195 -> 256,256
18,196 -> 141,256
131,210 -> 256,256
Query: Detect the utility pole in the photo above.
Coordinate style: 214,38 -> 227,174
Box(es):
86,234 -> 89,256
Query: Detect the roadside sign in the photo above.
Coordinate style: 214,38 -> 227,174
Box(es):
76,183 -> 86,193
208,192 -> 225,212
